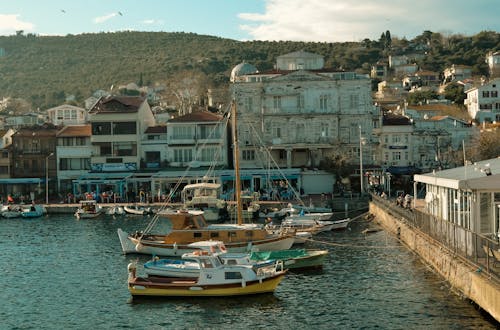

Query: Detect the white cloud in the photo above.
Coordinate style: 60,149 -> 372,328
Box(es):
238,0 -> 500,42
141,19 -> 164,25
0,14 -> 34,34
94,13 -> 118,24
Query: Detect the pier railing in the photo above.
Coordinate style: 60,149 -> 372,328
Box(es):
371,194 -> 500,281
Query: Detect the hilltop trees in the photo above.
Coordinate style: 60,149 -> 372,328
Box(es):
0,30 -> 499,111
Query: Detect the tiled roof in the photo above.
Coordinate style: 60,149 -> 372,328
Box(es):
56,125 -> 91,137
383,114 -> 412,125
88,95 -> 146,114
145,125 -> 167,134
169,111 -> 223,123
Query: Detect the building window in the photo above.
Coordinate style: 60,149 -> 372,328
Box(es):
201,147 -> 218,161
273,96 -> 281,111
320,123 -> 329,138
199,125 -> 220,139
91,122 -> 111,135
297,94 -> 304,109
392,135 -> 401,143
245,97 -> 253,111
273,127 -> 281,138
113,122 -> 137,135
242,150 -> 255,161
384,152 -> 389,161
279,150 -> 287,160
174,149 -> 193,162
60,158 -> 90,170
393,152 -> 401,160
172,126 -> 193,139
319,95 -> 328,111
483,91 -> 490,97
296,123 -> 305,141
113,142 -> 136,156
491,91 -> 498,97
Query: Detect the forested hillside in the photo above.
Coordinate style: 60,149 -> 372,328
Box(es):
0,30 -> 499,110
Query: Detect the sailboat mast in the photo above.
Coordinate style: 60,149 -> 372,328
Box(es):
231,101 -> 243,225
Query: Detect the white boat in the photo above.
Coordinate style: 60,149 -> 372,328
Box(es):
259,204 -> 297,219
1,205 -> 23,218
142,241 -> 275,278
330,218 -> 353,230
181,182 -> 226,222
106,205 -> 125,216
21,204 -> 46,218
74,200 -> 103,219
285,211 -> 333,221
293,231 -> 313,244
124,204 -> 153,215
127,243 -> 286,297
280,218 -> 335,234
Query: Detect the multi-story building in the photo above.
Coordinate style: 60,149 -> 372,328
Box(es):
166,111 -> 228,168
142,125 -> 168,170
486,51 -> 500,78
56,125 -> 92,194
88,95 -> 155,172
0,128 -> 14,179
443,64 -> 472,84
464,78 -> 500,123
9,124 -> 58,201
230,51 -> 378,178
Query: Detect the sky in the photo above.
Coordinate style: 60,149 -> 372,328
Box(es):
0,0 -> 499,42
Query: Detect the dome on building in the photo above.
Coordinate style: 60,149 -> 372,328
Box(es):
230,62 -> 258,82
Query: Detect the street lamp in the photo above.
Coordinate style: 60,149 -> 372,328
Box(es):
45,152 -> 54,205
359,125 -> 366,194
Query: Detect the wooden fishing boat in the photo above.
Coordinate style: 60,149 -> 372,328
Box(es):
127,243 -> 286,297
117,102 -> 294,256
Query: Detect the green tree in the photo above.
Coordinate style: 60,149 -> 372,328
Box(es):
444,82 -> 465,104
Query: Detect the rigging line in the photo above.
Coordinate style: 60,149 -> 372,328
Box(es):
242,118 -> 311,206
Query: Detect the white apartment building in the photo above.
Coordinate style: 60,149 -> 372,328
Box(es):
166,111 -> 228,168
56,125 -> 91,194
87,95 -> 155,172
230,51 -> 379,173
464,78 -> 500,123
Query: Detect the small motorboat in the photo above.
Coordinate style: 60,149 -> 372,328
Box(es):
124,204 -> 153,215
142,241 -> 275,278
106,205 -> 125,216
74,200 -> 103,219
21,204 -> 46,218
1,205 -> 23,218
127,241 -> 286,297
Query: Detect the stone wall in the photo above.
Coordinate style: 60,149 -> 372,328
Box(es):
370,202 -> 500,323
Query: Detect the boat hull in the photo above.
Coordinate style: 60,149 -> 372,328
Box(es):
128,273 -> 285,297
117,228 -> 295,256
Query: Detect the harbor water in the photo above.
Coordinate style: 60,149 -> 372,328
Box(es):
0,214 -> 496,329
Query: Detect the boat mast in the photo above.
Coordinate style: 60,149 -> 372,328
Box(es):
231,101 -> 243,225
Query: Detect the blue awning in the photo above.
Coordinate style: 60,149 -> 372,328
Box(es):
0,178 -> 42,184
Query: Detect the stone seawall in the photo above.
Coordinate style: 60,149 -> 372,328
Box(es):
370,202 -> 500,323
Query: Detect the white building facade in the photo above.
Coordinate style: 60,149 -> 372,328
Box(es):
464,78 -> 500,123
231,51 -> 379,174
